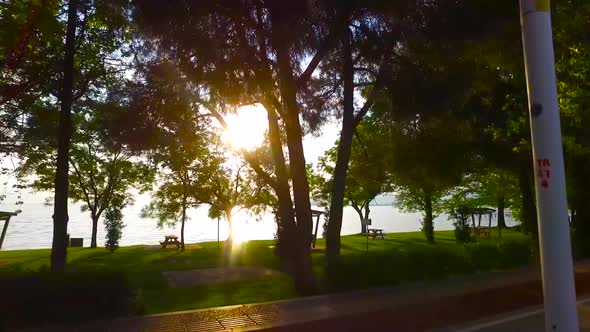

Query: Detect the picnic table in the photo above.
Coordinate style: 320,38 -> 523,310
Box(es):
367,228 -> 385,240
160,235 -> 181,249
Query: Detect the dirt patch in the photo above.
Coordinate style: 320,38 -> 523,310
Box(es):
163,266 -> 284,288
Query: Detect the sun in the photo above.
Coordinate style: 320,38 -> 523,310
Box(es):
231,220 -> 254,245
221,105 -> 268,151
228,208 -> 261,245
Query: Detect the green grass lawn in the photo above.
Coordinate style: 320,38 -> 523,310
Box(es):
0,229 -> 530,317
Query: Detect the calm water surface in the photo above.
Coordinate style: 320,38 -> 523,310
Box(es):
0,198 -> 516,251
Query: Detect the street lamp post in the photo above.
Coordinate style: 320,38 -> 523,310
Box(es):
519,0 -> 578,330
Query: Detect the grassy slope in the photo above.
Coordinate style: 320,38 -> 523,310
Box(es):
0,229 -> 529,314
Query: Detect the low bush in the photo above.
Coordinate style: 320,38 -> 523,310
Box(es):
0,269 -> 144,329
324,239 -> 531,292
449,207 -> 474,243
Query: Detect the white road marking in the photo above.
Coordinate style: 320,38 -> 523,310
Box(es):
455,296 -> 590,332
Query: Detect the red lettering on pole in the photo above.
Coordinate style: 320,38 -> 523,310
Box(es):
536,158 -> 552,189
536,158 -> 551,167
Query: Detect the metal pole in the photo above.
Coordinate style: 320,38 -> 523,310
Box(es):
519,1 -> 578,330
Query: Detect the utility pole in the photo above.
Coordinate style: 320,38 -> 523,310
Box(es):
519,0 -> 578,330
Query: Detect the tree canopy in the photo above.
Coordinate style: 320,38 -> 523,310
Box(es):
2,0 -> 590,290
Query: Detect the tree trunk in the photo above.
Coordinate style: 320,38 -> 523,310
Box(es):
497,194 -> 506,228
519,161 -> 539,263
352,205 -> 366,233
51,0 -> 78,272
90,213 -> 99,248
268,7 -> 315,295
570,209 -> 576,227
226,211 -> 233,244
270,11 -> 315,295
326,28 -> 354,260
364,202 -> 371,224
570,156 -> 590,257
266,108 -> 298,263
519,163 -> 538,237
180,205 -> 186,251
423,191 -> 434,243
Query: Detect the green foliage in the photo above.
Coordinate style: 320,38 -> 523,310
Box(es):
104,205 -> 125,252
387,114 -> 475,242
448,207 -> 474,244
20,111 -> 155,246
196,159 -> 275,229
1,0 -> 131,152
0,269 -> 143,329
0,229 -> 529,321
312,116 -> 391,232
141,145 -> 205,232
322,232 -> 530,292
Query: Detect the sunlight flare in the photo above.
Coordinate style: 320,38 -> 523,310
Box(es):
221,105 -> 268,151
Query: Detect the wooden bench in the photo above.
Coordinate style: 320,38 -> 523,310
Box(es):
473,227 -> 491,238
367,228 -> 385,240
160,235 -> 181,249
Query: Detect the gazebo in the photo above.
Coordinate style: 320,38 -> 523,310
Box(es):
465,207 -> 496,238
0,211 -> 20,250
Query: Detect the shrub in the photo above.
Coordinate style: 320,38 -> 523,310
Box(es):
450,207 -> 474,243
104,206 -> 124,252
498,239 -> 532,267
0,270 -> 144,329
323,238 -> 532,292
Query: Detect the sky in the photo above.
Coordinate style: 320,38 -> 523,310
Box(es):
0,105 -> 341,205
221,104 -> 340,167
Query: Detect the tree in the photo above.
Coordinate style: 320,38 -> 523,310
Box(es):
104,196 -> 125,252
315,116 -> 391,233
319,0 -> 523,257
53,0 -> 78,271
128,60 -> 211,252
142,145 -> 206,251
131,0 -> 342,294
193,157 -> 274,247
21,111 -> 154,248
390,116 -> 474,243
2,0 -> 131,270
320,4 -> 392,259
443,167 -> 520,240
141,164 -> 195,251
470,170 -> 519,228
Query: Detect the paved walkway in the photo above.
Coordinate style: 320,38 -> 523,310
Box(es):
18,262 -> 590,332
